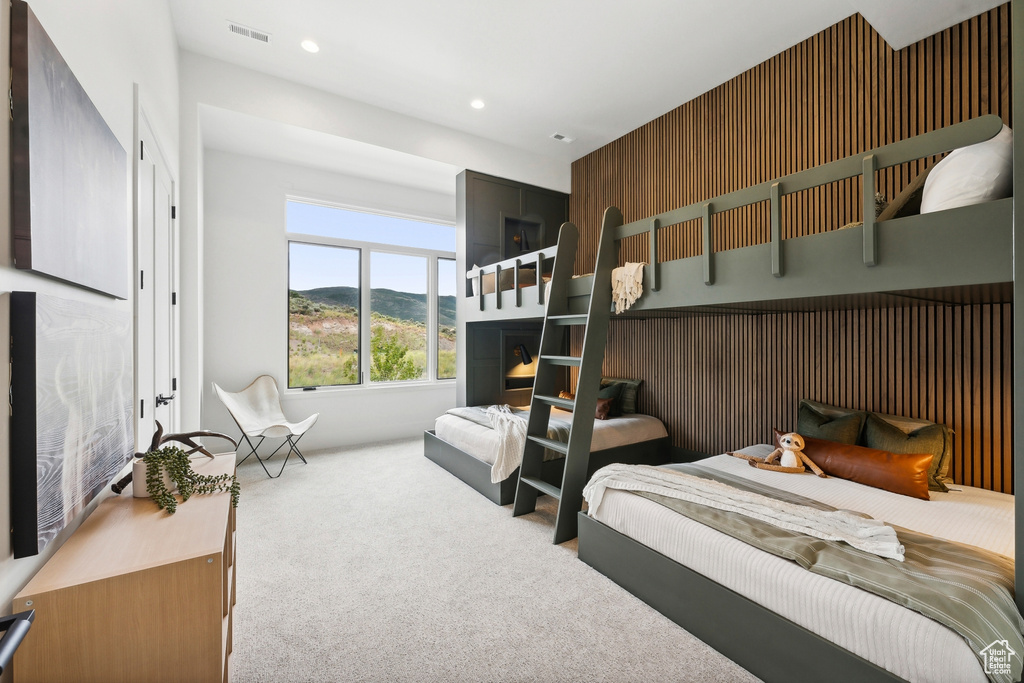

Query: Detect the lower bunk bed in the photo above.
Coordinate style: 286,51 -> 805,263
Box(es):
578,451 -> 1018,683
425,406 -> 669,505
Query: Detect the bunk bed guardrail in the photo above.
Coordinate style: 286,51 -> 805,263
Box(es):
465,244 -> 558,311
614,114 -> 1004,284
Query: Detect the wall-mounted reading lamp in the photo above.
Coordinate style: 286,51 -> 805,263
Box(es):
513,344 -> 533,366
512,228 -> 530,252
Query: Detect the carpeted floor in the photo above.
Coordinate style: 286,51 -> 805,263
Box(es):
230,438 -> 760,682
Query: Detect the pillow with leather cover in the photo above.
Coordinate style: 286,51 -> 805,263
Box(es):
773,428 -> 932,500
862,413 -> 948,492
796,401 -> 865,444
556,385 -> 620,420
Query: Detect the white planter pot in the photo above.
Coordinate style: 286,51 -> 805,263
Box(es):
132,458 -> 176,498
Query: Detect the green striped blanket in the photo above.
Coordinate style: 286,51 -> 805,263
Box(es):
634,463 -> 1023,683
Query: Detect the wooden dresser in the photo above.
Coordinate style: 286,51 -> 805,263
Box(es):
12,453 -> 237,683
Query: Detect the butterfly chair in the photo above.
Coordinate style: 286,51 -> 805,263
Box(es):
213,375 -> 319,478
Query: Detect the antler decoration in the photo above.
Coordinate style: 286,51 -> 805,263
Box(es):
111,422 -> 237,494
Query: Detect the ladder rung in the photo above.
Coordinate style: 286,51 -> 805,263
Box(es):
534,394 -> 574,410
527,435 -> 569,454
541,355 -> 581,367
547,314 -> 588,326
520,476 -> 562,500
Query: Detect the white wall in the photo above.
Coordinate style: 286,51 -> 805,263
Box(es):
178,50 -> 568,438
0,0 -> 179,620
202,149 -> 456,451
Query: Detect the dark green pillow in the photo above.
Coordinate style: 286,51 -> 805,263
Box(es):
597,382 -> 623,402
602,377 -> 642,415
797,403 -> 865,445
598,382 -> 625,417
862,413 -> 948,492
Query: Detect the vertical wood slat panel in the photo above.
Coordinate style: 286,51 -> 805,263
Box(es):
567,8 -> 1013,493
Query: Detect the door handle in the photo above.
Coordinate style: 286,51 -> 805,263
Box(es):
155,394 -> 175,406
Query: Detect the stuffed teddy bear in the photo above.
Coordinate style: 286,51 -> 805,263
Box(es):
731,432 -> 826,477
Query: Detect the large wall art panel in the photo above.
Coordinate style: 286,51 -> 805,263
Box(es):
10,0 -> 129,299
10,292 -> 134,558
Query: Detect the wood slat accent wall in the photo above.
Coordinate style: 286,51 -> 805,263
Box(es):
569,8 -> 1014,492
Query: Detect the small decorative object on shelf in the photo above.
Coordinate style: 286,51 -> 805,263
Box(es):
142,445 -> 240,514
111,421 -> 238,513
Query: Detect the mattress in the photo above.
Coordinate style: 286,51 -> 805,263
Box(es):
589,447 -> 1015,683
434,407 -> 667,467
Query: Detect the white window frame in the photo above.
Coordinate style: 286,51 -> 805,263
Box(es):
285,202 -> 456,392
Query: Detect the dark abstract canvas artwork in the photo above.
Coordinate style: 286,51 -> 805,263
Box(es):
11,292 -> 134,558
10,0 -> 129,299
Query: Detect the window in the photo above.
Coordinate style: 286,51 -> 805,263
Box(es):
287,200 -> 456,388
288,243 -> 360,388
437,259 -> 456,379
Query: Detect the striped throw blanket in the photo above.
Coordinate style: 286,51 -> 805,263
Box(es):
584,462 -> 1024,683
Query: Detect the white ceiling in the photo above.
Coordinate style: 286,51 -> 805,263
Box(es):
173,0 -> 1005,186
199,105 -> 461,195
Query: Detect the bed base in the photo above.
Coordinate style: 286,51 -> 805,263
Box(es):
424,430 -> 562,505
423,430 -> 669,506
577,513 -> 904,683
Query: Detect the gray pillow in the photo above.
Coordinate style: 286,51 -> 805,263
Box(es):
862,412 -> 949,493
797,402 -> 865,445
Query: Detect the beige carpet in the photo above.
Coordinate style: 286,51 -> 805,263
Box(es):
230,438 -> 760,682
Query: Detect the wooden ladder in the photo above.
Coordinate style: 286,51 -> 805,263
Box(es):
513,209 -> 621,543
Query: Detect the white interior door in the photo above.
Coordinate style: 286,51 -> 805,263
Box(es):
135,101 -> 178,448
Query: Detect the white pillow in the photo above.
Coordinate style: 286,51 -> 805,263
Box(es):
920,124 -> 1013,213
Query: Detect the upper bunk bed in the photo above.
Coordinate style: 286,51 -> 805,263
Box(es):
461,114 -> 1011,324
608,113 -> 1011,316
460,247 -> 559,323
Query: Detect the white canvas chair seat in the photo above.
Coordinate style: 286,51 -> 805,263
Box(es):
213,375 -> 319,478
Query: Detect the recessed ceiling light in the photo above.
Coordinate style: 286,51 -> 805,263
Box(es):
470,99 -> 485,110
301,40 -> 319,53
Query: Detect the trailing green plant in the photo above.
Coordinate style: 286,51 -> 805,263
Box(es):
144,445 -> 240,514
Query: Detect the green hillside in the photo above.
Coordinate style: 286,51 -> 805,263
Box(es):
299,286 -> 456,326
288,289 -> 455,387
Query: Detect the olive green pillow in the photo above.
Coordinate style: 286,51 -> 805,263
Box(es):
601,377 -> 643,416
862,412 -> 949,492
796,403 -> 865,445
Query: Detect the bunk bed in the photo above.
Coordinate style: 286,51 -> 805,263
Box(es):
424,224 -> 670,506
561,97 -> 1022,683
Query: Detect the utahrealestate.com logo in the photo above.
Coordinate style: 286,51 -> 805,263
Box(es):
980,639 -> 1018,676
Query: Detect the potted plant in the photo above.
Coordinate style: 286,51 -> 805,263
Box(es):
113,422 -> 239,514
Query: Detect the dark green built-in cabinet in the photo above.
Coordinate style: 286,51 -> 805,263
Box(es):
455,170 -> 569,407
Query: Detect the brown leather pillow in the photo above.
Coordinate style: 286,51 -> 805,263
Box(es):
595,398 -> 614,420
773,429 -> 933,500
559,389 -> 618,419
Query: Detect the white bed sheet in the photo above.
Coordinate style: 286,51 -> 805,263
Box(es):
590,447 -> 1015,683
433,407 -> 667,467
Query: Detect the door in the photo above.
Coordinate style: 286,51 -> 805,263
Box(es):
135,102 -> 178,449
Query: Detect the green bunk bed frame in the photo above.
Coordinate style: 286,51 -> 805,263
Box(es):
424,225 -> 668,506
561,17 -> 1024,683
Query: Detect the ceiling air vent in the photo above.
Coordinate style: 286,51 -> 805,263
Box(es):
550,132 -> 575,144
227,21 -> 272,44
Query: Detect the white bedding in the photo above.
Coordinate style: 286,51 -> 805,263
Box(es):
589,447 -> 1015,683
434,407 -> 668,468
